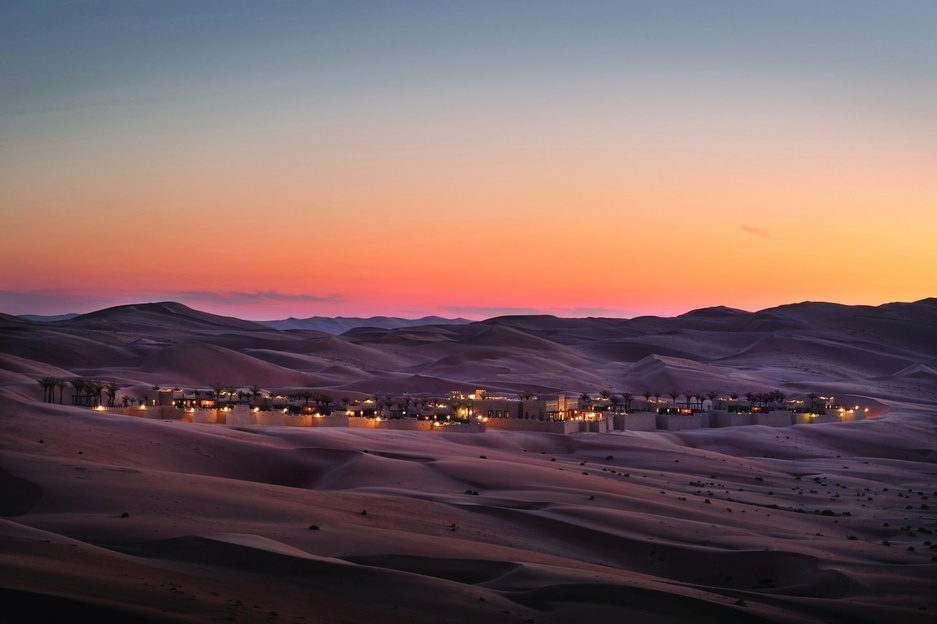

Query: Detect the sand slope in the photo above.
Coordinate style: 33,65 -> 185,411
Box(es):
1,299 -> 936,622
1,395 -> 935,622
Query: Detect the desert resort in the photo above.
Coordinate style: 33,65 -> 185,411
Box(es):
38,378 -> 869,434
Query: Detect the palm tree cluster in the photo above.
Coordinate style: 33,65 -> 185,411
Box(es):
743,390 -> 787,408
37,377 -> 67,404
38,377 -> 124,407
576,391 -> 634,413
576,387 -> 808,414
288,390 -> 334,410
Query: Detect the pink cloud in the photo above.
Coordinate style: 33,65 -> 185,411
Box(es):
741,225 -> 771,238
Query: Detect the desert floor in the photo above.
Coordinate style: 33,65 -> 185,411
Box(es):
2,396 -> 936,623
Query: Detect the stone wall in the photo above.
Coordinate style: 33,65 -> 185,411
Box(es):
485,419 -> 578,434
256,412 -> 286,426
712,412 -> 753,428
86,404 -> 849,434
579,414 -> 614,433
656,413 -> 705,431
190,409 -> 216,424
311,415 -> 350,427
348,417 -> 431,431
792,413 -> 841,425
753,411 -> 794,427
223,408 -> 256,427
284,414 -> 313,427
613,413 -> 657,431
435,422 -> 486,433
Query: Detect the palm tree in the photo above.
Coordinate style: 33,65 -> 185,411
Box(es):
49,376 -> 62,402
70,378 -> 88,406
315,392 -> 335,413
105,382 -> 120,407
773,389 -> 786,408
38,377 -> 56,403
248,385 -> 262,406
642,390 -> 652,411
706,390 -> 719,410
88,380 -> 104,407
54,378 -> 66,404
622,392 -> 634,412
668,390 -> 679,407
519,390 -> 533,401
476,390 -> 488,400
210,382 -> 226,406
807,392 -> 819,410
683,390 -> 694,409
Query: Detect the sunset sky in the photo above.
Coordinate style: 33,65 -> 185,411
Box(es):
2,1 -> 935,320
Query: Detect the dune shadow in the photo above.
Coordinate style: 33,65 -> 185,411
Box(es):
0,469 -> 43,517
343,554 -> 521,585
0,587 -> 163,624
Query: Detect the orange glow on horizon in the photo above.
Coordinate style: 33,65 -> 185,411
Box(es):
2,5 -> 934,319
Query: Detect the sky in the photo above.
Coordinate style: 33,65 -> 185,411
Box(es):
2,1 -> 935,320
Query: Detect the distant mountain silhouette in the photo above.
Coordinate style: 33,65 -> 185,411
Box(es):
2,298 -> 935,398
260,315 -> 472,334
66,301 -> 269,331
18,313 -> 79,322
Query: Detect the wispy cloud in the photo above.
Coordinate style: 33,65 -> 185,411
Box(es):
0,290 -> 123,316
0,289 -> 343,316
164,290 -> 343,305
740,225 -> 771,238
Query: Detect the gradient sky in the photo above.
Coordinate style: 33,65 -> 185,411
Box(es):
2,1 -> 935,320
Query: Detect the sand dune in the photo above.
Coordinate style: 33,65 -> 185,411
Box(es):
139,342 -> 311,387
1,299 -> 936,622
2,393 -> 935,622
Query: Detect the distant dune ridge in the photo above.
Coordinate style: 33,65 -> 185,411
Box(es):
259,314 -> 472,333
1,298 -> 936,622
3,298 -> 936,397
